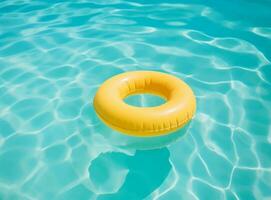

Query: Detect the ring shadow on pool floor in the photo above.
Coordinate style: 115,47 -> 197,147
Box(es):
88,148 -> 171,200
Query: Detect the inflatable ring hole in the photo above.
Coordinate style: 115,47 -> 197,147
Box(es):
124,93 -> 166,107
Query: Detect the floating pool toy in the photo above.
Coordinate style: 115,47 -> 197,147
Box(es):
93,71 -> 196,137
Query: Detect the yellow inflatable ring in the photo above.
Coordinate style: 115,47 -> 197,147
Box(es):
93,71 -> 196,137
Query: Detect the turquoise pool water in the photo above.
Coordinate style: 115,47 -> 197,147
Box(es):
0,0 -> 271,199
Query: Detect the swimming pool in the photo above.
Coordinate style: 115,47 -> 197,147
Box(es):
0,0 -> 271,199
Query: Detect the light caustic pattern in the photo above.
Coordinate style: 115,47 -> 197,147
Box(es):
0,0 -> 271,200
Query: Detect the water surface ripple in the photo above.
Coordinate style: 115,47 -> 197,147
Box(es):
0,0 -> 271,199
